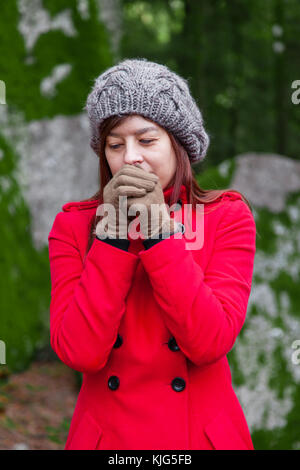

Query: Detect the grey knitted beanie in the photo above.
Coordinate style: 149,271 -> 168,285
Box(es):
84,58 -> 210,164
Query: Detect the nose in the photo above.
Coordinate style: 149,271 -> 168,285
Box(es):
123,141 -> 143,165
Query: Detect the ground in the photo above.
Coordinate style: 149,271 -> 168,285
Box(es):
0,360 -> 78,450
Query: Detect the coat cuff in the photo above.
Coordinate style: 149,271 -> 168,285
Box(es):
142,235 -> 166,250
96,236 -> 130,252
142,223 -> 185,250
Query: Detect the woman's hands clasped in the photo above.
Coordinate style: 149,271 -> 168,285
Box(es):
95,163 -> 180,240
125,164 -> 180,239
95,164 -> 159,239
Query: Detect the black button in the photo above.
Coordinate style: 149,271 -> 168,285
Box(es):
108,375 -> 120,390
171,377 -> 186,392
113,333 -> 123,348
168,336 -> 180,352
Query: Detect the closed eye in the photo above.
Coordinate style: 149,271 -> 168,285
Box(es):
108,139 -> 156,149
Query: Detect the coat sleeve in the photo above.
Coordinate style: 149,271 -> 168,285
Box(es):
48,211 -> 139,374
138,199 -> 256,367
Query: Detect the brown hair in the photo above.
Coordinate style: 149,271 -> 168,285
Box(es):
80,114 -> 253,256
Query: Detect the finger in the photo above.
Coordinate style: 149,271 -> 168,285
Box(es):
114,174 -> 155,192
116,185 -> 147,198
127,196 -> 147,208
120,164 -> 158,180
119,164 -> 159,182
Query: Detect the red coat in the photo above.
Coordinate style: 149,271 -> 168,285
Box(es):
48,184 -> 256,450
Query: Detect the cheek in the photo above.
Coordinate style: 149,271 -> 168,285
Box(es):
159,152 -> 175,172
106,153 -> 122,172
145,143 -> 175,177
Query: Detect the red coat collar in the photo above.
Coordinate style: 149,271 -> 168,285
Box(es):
163,184 -> 188,206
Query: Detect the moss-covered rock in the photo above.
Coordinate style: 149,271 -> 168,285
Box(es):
0,0 -> 114,373
197,156 -> 300,450
0,135 -> 50,373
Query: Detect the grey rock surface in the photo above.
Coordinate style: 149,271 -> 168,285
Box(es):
231,153 -> 300,212
0,106 -> 98,249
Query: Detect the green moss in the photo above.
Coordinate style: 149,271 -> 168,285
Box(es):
0,0 -> 113,121
267,344 -> 293,400
271,274 -> 300,320
0,135 -> 51,373
254,208 -> 278,254
278,387 -> 300,450
257,350 -> 267,366
272,314 -> 287,331
252,386 -> 300,450
227,347 -> 245,386
251,428 -> 282,450
0,0 -> 117,374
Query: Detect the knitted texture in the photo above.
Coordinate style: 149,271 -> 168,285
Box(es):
84,58 -> 210,163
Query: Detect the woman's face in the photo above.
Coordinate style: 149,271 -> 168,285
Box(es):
105,115 -> 177,189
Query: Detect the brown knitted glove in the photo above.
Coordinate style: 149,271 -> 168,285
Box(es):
126,164 -> 181,239
95,164 -> 158,239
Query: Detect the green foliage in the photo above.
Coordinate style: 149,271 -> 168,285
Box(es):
120,0 -> 184,66
0,0 -> 115,373
195,157 -> 236,189
120,0 -> 300,165
0,136 -> 51,372
0,0 -> 113,121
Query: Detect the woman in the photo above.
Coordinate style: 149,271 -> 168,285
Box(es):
48,58 -> 256,450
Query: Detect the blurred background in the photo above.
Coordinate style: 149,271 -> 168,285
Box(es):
0,0 -> 300,450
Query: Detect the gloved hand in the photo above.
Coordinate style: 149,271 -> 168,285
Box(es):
126,164 -> 181,239
95,164 -> 158,239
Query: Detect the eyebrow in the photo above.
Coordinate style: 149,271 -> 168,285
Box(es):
108,126 -> 160,137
